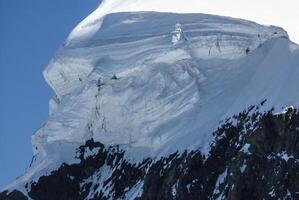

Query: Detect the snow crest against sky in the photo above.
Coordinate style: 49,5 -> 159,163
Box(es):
195,0 -> 299,44
1,0 -> 298,190
0,0 -> 99,189
69,0 -> 299,44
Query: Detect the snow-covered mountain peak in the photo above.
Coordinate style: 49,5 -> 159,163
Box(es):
37,8 -> 296,163
3,2 -> 299,197
44,11 -> 287,99
36,9 -> 297,164
3,2 -> 299,199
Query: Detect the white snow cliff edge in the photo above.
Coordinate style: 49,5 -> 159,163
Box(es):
3,0 -> 299,195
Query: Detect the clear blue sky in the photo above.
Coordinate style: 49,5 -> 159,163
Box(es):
0,0 -> 100,188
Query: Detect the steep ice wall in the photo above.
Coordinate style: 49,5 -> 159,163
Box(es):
4,1 -> 299,195
38,10 -> 296,164
44,1 -> 288,99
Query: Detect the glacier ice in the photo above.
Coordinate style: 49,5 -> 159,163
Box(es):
3,0 -> 299,194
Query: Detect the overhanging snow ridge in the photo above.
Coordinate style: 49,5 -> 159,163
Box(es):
43,12 -> 288,99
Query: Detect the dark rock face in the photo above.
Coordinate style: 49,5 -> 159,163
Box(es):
0,190 -> 28,200
1,103 -> 299,200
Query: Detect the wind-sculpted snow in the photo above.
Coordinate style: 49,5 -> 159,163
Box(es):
44,12 -> 287,98
2,2 -> 299,196
32,10 -> 299,181
40,10 -> 297,162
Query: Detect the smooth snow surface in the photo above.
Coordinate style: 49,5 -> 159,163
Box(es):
4,0 -> 299,194
65,0 -> 299,44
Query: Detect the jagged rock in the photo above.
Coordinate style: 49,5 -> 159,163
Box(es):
0,190 -> 28,200
2,105 -> 298,200
2,2 -> 299,199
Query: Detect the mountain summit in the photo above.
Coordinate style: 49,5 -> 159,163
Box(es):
1,1 -> 299,199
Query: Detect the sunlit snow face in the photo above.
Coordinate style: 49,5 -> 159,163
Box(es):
69,0 -> 299,44
191,0 -> 299,44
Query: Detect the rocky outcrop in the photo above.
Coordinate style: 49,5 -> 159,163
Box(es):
1,103 -> 299,200
0,190 -> 28,200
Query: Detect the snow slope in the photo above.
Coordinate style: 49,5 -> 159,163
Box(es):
3,0 -> 299,194
40,10 -> 292,160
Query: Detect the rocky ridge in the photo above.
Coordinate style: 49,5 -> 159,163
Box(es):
1,102 -> 299,200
